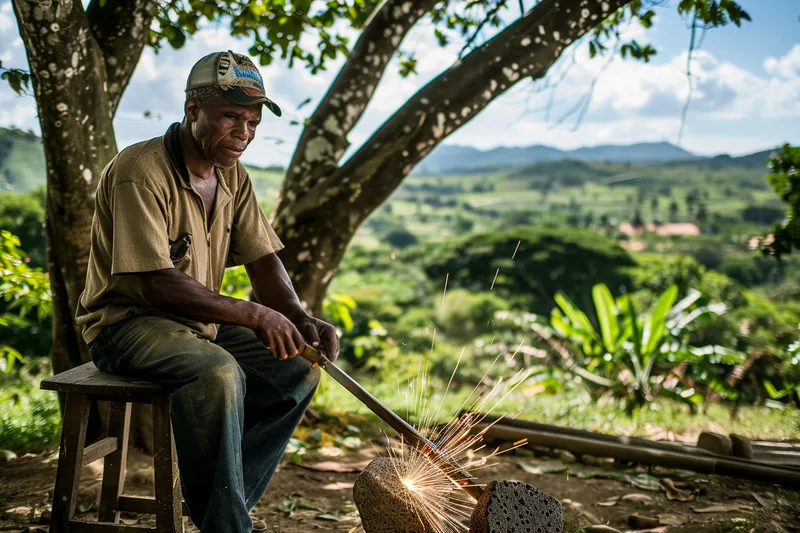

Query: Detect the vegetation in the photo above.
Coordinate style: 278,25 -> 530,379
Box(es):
1,0 -> 798,460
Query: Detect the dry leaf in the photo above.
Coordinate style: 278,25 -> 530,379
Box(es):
597,496 -> 621,507
660,478 -> 698,502
561,499 -> 601,524
517,461 -> 568,475
622,527 -> 668,533
751,492 -> 775,509
296,460 -> 371,473
318,446 -> 345,458
692,504 -> 751,513
321,482 -> 354,491
621,493 -> 653,505
658,513 -> 688,526
585,526 -> 621,533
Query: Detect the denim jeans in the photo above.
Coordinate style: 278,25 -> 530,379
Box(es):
88,315 -> 320,533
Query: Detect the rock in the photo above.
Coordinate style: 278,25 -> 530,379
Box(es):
0,449 -> 18,462
353,457 -> 432,533
697,432 -> 733,455
470,480 -> 563,533
730,434 -> 754,459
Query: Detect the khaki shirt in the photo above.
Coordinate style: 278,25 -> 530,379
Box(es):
75,123 -> 284,344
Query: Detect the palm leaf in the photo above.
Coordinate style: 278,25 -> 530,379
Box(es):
592,283 -> 620,352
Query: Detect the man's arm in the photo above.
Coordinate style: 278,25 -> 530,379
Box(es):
245,252 -> 340,361
138,268 -> 306,359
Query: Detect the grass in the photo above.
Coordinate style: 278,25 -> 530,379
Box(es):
0,379 -> 61,453
311,371 -> 800,441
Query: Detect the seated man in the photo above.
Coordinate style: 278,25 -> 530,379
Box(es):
75,50 -> 339,533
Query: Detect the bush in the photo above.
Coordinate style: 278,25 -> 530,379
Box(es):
384,227 -> 419,248
0,189 -> 46,268
436,289 -> 507,341
412,226 -> 636,315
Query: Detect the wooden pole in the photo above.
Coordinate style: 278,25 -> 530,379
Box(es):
477,423 -> 800,488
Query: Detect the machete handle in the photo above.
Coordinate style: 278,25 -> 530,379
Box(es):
299,344 -> 328,367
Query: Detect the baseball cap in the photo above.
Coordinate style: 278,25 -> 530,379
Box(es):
186,50 -> 282,117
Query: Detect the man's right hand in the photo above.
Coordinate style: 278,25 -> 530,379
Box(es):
253,307 -> 307,360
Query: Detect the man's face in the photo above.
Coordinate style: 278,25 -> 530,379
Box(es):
186,96 -> 262,168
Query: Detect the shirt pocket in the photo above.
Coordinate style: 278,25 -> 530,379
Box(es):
168,233 -> 193,270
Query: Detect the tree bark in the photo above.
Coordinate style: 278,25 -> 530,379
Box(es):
276,0 -> 630,313
13,0 -> 155,445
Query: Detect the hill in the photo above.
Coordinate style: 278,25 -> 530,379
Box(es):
0,128 -> 47,193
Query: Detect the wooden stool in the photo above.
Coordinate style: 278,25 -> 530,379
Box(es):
41,362 -> 188,532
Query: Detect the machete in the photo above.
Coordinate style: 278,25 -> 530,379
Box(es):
299,344 -> 485,500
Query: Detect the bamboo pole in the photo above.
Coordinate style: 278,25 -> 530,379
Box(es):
476,413 -> 800,470
477,423 -> 800,488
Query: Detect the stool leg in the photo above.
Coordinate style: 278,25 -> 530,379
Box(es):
98,401 -> 131,523
153,396 -> 182,533
50,392 -> 90,533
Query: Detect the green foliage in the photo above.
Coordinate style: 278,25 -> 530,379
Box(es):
415,226 -> 636,314
0,375 -> 61,452
0,128 -> 47,193
0,189 -> 47,268
0,231 -> 52,360
436,289 -> 505,342
587,0 -> 748,65
150,0 -> 378,74
548,282 -> 734,412
384,227 -> 419,249
0,62 -> 31,95
765,144 -> 800,257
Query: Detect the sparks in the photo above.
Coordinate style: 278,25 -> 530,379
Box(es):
382,350 -> 533,532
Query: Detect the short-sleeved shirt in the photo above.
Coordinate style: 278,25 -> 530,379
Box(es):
75,122 -> 284,345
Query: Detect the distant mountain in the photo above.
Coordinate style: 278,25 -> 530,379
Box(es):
0,127 -> 46,193
660,148 -> 778,171
416,141 -> 699,174
0,126 -> 780,193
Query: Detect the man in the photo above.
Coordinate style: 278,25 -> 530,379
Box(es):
75,50 -> 339,533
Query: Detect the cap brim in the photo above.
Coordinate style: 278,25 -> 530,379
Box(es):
223,87 -> 282,117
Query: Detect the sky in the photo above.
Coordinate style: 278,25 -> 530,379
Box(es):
0,0 -> 798,168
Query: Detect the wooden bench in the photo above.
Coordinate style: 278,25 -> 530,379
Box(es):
41,362 -> 189,532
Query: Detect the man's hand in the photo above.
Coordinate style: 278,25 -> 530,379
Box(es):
293,315 -> 340,362
253,307 -> 307,360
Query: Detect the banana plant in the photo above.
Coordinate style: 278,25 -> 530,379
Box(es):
549,283 -> 737,411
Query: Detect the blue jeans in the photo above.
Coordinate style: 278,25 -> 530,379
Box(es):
89,315 -> 320,533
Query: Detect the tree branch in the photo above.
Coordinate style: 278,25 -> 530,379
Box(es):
280,0 -> 439,207
86,0 -> 157,115
281,0 -> 630,227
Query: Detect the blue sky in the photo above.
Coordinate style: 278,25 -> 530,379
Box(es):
0,0 -> 798,167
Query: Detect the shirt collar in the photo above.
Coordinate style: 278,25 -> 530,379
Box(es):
164,122 -> 193,190
162,122 -> 234,196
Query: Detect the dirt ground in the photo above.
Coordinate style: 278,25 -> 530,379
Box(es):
1,427 -> 799,533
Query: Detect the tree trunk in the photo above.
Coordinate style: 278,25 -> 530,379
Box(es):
276,0 -> 630,313
13,0 -> 155,446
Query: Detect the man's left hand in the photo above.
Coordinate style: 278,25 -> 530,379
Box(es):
293,315 -> 340,362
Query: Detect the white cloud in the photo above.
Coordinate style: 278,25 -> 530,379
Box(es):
0,2 -> 13,33
0,6 -> 798,164
764,44 -> 800,79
